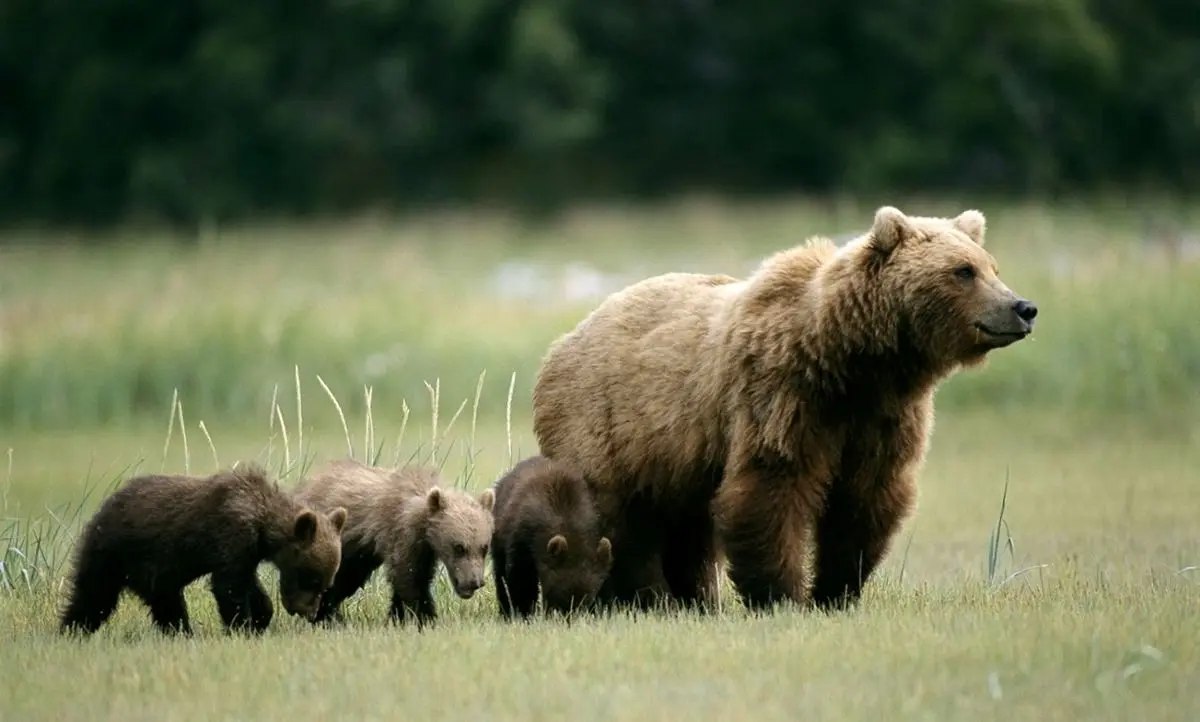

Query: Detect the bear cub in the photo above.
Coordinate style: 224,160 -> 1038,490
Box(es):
295,459 -> 495,625
492,456 -> 613,618
60,463 -> 347,636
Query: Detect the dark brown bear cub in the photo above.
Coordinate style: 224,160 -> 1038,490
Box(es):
60,463 -> 347,636
492,456 -> 613,618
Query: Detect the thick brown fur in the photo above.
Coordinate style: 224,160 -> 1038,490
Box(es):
533,206 -> 1037,610
60,463 -> 347,635
295,459 -> 495,626
491,456 -> 613,619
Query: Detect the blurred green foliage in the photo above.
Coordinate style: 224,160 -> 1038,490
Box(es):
1,0 -> 1197,225
1,200 -> 1197,428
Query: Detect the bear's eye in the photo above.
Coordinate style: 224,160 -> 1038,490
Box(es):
452,543 -> 467,557
479,544 -> 489,557
954,265 -> 976,281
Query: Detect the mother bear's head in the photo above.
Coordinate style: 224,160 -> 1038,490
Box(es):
856,205 -> 1038,369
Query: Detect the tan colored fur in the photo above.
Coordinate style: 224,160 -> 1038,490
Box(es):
534,206 -> 1035,609
296,459 -> 495,624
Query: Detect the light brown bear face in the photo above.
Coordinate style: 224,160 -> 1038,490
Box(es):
868,206 -> 1037,367
537,535 -> 613,615
276,507 -> 347,619
425,487 -> 495,599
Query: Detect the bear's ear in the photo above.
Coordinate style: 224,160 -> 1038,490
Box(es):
547,535 -> 568,558
478,488 -> 495,514
953,209 -> 986,246
870,206 -> 912,255
426,487 -> 445,514
327,507 -> 348,534
293,510 -> 319,544
596,537 -> 613,568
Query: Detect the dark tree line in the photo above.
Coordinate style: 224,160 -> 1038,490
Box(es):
1,0 -> 1197,226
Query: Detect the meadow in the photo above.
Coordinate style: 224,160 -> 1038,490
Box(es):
1,196 -> 1198,721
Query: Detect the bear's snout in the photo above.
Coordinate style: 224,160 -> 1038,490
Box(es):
1013,298 -> 1038,324
454,576 -> 485,599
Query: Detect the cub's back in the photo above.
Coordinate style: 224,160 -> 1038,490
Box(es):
83,466 -> 273,578
494,456 -> 597,541
297,459 -> 440,527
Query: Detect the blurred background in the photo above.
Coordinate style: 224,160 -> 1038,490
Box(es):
2,1 -> 1199,224
2,6 -> 1200,713
0,0 -> 1197,531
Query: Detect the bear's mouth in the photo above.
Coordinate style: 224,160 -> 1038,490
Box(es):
973,323 -> 1030,348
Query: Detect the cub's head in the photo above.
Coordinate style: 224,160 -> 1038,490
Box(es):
425,487 -> 495,599
536,534 -> 613,615
865,206 -> 1037,368
275,506 -> 347,620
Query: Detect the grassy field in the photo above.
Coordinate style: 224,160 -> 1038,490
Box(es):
1,196 -> 1198,721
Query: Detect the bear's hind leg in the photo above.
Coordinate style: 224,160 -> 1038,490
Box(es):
713,461 -> 820,610
59,553 -> 124,635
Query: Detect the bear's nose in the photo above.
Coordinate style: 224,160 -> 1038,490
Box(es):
1013,299 -> 1038,322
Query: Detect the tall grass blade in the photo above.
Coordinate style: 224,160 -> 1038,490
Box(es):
295,365 -> 304,464
199,421 -> 220,470
317,375 -> 353,459
506,372 -> 516,468
176,400 -> 190,475
424,379 -> 441,467
267,383 -> 279,469
275,403 -> 291,475
987,468 -> 1012,585
161,388 -> 179,472
364,385 -> 375,465
392,400 -> 411,467
3,447 -> 11,513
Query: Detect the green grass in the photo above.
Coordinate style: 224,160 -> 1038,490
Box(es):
1,406 -> 1198,721
1,196 -> 1198,720
1,195 -> 1199,428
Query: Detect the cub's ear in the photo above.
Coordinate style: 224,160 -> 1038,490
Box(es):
547,535 -> 568,558
953,209 -> 986,246
478,488 -> 495,514
327,507 -> 348,534
596,537 -> 613,568
426,488 -> 445,514
870,206 -> 911,255
293,510 -> 319,544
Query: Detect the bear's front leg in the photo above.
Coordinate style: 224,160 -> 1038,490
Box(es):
495,542 -> 539,620
661,505 -> 720,611
594,497 -> 671,611
810,478 -> 914,610
388,565 -> 437,628
145,589 -> 192,635
389,590 -> 436,627
211,569 -> 274,634
313,553 -> 380,624
713,458 -> 822,610
596,543 -> 669,611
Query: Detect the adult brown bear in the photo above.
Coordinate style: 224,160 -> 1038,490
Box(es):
533,207 -> 1037,610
